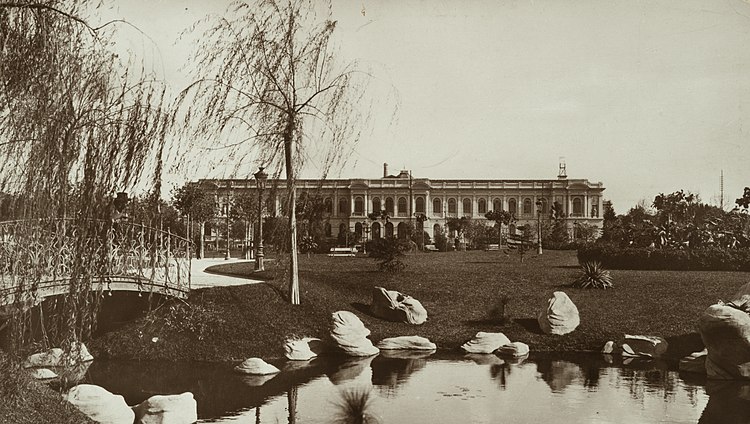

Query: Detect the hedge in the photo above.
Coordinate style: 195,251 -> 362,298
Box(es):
577,244 -> 750,271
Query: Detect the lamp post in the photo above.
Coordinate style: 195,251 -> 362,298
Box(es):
362,221 -> 370,254
254,166 -> 268,271
536,200 -> 543,255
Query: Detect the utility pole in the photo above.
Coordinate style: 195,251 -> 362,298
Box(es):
536,200 -> 543,255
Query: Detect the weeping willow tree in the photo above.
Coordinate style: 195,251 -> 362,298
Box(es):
178,0 -> 371,305
0,1 -> 171,356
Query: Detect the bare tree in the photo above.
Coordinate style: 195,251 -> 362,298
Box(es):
178,0 -> 371,304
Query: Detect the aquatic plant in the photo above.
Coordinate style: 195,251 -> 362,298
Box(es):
333,387 -> 380,424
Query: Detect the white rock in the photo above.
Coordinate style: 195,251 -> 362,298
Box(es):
24,348 -> 64,368
537,291 -> 580,335
29,368 -> 57,380
24,343 -> 93,368
370,287 -> 428,325
601,341 -> 615,354
64,384 -> 134,424
460,332 -> 511,354
700,302 -> 750,379
620,335 -> 668,358
284,337 -> 325,361
234,358 -> 280,375
498,342 -> 530,358
377,336 -> 436,350
133,392 -> 197,424
330,311 -> 380,357
679,349 -> 708,374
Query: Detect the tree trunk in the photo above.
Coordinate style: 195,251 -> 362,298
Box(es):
199,221 -> 205,259
284,119 -> 300,305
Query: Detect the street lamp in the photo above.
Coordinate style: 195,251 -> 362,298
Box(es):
254,166 -> 268,271
536,200 -> 543,255
362,221 -> 370,254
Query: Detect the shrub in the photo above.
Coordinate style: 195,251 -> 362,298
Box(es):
367,237 -> 409,272
578,244 -> 750,271
573,261 -> 614,289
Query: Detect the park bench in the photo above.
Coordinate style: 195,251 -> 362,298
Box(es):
424,244 -> 439,252
328,247 -> 357,257
484,244 -> 500,251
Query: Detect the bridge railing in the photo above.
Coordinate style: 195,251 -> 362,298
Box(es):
0,219 -> 191,306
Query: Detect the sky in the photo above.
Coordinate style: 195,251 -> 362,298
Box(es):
98,0 -> 750,213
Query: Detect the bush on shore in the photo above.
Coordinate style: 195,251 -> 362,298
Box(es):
578,244 -> 750,271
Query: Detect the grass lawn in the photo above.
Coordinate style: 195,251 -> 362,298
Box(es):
90,249 -> 747,362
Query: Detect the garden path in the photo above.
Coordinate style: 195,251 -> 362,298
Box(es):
190,258 -> 263,289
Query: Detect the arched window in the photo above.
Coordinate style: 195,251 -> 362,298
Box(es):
462,198 -> 472,216
478,198 -> 487,214
397,222 -> 408,239
325,222 -> 332,236
324,198 -> 332,214
338,198 -> 348,215
385,197 -> 394,215
523,198 -> 532,215
338,223 -> 347,235
433,198 -> 442,215
354,196 -> 364,216
372,197 -> 381,214
590,196 -> 599,217
508,198 -> 517,216
433,223 -> 442,235
397,197 -> 407,216
372,222 -> 381,239
415,197 -> 425,213
385,222 -> 394,237
448,198 -> 457,214
573,198 -> 583,216
354,222 -> 363,237
493,198 -> 502,212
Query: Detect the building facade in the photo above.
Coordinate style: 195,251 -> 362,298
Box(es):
196,164 -> 605,245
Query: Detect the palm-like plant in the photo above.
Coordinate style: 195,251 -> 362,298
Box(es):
573,261 -> 614,289
333,387 -> 380,424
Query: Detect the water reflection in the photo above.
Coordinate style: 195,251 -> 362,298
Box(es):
85,352 -> 728,423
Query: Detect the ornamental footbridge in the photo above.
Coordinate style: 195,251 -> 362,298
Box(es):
0,219 -> 191,309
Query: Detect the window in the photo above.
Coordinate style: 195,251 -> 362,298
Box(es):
433,198 -> 442,215
508,198 -> 517,216
523,198 -> 532,215
338,198 -> 348,215
398,197 -> 407,216
385,197 -> 394,215
448,198 -> 457,214
591,196 -> 599,217
463,198 -> 472,216
415,197 -> 425,213
338,223 -> 347,235
354,196 -> 364,216
354,222 -> 363,237
397,222 -> 408,239
372,222 -> 381,239
433,223 -> 442,235
493,198 -> 502,212
573,198 -> 583,216
324,198 -> 332,214
478,198 -> 487,214
385,222 -> 394,237
372,197 -> 381,214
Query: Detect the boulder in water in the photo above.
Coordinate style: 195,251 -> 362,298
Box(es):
679,349 -> 708,374
460,332 -> 511,354
284,337 -> 326,361
64,384 -> 134,424
377,335 -> 436,350
700,301 -> 750,379
234,358 -> 280,375
620,335 -> 668,358
330,311 -> 379,357
498,342 -> 530,358
133,392 -> 197,424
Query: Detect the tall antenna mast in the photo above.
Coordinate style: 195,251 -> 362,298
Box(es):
721,169 -> 724,210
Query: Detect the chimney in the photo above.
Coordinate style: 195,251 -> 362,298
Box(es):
383,163 -> 388,178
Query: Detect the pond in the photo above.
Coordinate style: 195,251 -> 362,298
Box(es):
85,351 -> 749,423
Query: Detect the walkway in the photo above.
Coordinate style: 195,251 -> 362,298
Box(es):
190,258 -> 264,289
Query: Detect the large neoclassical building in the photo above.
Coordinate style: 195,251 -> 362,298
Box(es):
196,163 -> 605,244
